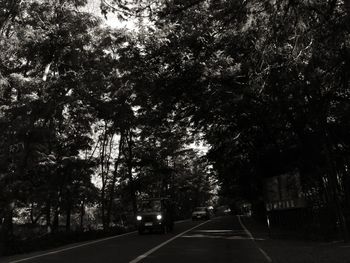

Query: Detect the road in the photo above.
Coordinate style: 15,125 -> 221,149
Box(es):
2,216 -> 271,263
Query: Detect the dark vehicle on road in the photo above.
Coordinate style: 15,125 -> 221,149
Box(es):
192,206 -> 211,220
136,198 -> 174,234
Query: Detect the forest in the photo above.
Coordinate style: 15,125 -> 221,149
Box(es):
1,0 -> 350,255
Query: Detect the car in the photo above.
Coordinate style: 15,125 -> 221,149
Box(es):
192,206 -> 210,220
215,205 -> 232,216
136,198 -> 174,234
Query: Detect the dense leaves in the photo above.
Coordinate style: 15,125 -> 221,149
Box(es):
0,0 -> 215,252
108,0 -> 350,238
2,0 -> 350,250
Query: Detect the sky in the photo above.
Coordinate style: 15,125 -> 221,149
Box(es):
83,0 -> 137,29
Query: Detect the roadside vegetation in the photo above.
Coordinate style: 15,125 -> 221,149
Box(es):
1,0 -> 350,255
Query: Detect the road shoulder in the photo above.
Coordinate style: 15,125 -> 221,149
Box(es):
241,216 -> 350,263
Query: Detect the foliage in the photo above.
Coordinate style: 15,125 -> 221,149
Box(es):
3,0 -> 350,249
100,0 -> 350,237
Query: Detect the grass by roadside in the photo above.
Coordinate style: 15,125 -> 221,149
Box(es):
1,225 -> 136,257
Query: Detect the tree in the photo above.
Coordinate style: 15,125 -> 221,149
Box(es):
0,0 -> 104,246
101,0 -> 350,240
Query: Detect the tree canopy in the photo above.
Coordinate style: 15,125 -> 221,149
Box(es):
1,0 -> 350,250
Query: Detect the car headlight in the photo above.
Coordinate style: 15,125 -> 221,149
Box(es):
136,215 -> 142,221
156,214 -> 162,220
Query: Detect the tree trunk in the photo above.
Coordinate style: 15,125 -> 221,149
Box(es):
100,122 -> 110,230
30,202 -> 35,224
1,202 -> 14,248
124,130 -> 137,216
66,199 -> 71,232
106,132 -> 124,227
80,200 -> 85,231
45,200 -> 52,234
52,189 -> 62,233
52,206 -> 59,233
344,171 -> 350,213
322,129 -> 349,242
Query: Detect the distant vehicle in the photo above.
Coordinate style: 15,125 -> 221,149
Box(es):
216,205 -> 231,216
192,206 -> 210,220
136,198 -> 174,234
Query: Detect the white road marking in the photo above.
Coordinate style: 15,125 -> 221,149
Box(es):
129,221 -> 210,263
196,229 -> 232,233
7,219 -> 191,263
182,233 -> 266,240
182,234 -> 229,239
8,231 -> 137,263
174,219 -> 190,224
226,236 -> 251,240
258,247 -> 272,261
237,216 -> 273,263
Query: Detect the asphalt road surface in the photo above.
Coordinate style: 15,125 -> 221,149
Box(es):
2,216 -> 271,263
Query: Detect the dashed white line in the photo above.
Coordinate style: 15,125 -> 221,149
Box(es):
129,220 -> 210,263
237,215 -> 273,263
